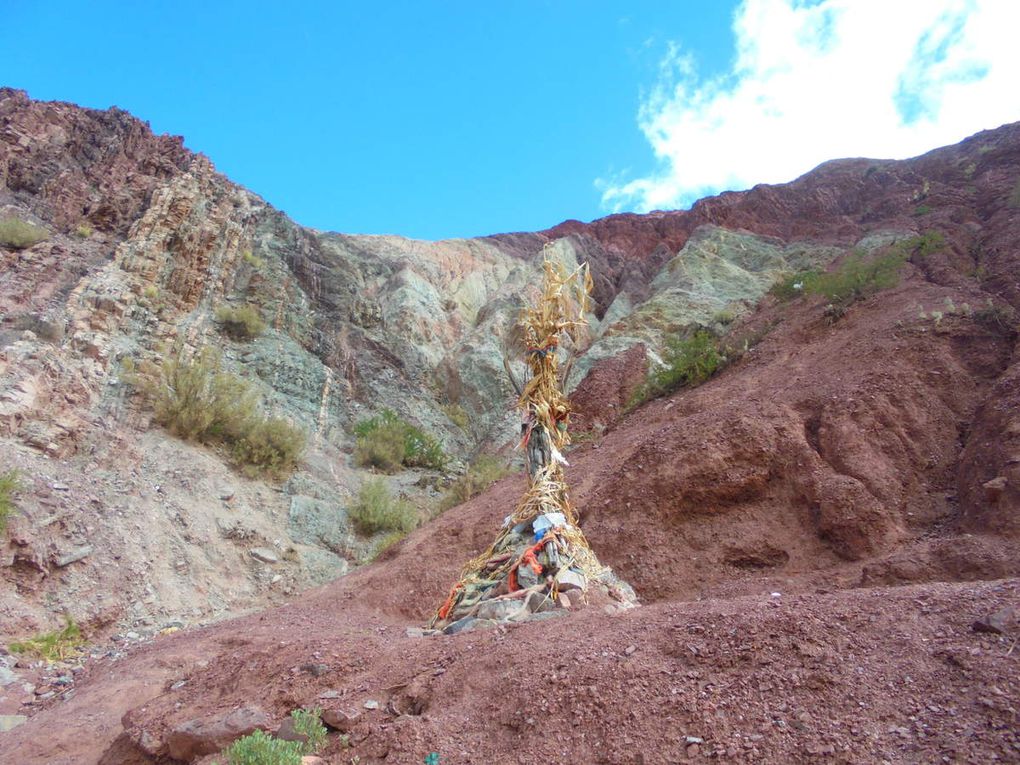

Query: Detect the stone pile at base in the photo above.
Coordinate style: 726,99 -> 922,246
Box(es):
426,508 -> 637,635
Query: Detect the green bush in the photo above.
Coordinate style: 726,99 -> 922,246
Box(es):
973,300 -> 1016,333
0,218 -> 48,249
712,308 -> 736,326
225,730 -> 302,765
908,230 -> 946,258
349,478 -> 417,535
652,330 -> 724,392
1009,178 -> 1020,208
769,270 -> 821,301
626,329 -> 728,410
0,470 -> 19,527
437,455 -> 510,513
442,402 -> 469,430
9,616 -> 83,661
353,409 -> 447,472
0,470 -> 21,532
813,249 -> 905,305
74,223 -> 93,239
353,422 -> 406,472
215,304 -> 267,341
242,250 -> 266,270
150,346 -> 305,476
289,708 -> 326,754
771,247 -> 906,309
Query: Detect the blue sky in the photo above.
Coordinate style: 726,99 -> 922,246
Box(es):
4,1 -> 737,239
5,1 -> 1019,240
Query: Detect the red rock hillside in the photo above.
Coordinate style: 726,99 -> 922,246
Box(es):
0,91 -> 1018,763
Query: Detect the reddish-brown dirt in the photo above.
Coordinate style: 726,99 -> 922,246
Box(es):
1,96 -> 1019,763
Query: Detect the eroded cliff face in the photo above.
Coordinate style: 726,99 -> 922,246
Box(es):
1,88 -> 1018,644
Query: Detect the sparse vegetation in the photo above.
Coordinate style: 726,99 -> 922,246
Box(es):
712,308 -> 736,326
914,204 -> 932,216
810,250 -> 906,306
441,402 -> 470,430
9,616 -> 84,661
1010,178 -> 1020,208
349,478 -> 417,535
215,304 -> 267,341
0,217 -> 48,249
219,709 -> 325,765
771,243 -> 913,311
627,329 -> 728,409
437,455 -> 510,513
242,249 -> 266,270
353,409 -> 447,472
651,330 -> 725,392
223,729 -> 303,765
370,529 -> 409,560
142,284 -> 160,301
150,345 -> 305,476
908,230 -> 946,259
11,314 -> 63,342
0,469 -> 21,532
74,223 -> 93,239
289,708 -> 327,753
973,299 -> 1016,333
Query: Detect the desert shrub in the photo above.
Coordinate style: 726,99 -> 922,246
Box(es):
230,417 -> 307,476
973,300 -> 1016,333
1009,178 -> 1020,208
215,304 -> 267,341
74,223 -> 93,238
0,217 -> 48,249
11,314 -> 63,342
403,427 -> 447,469
349,478 -> 417,535
772,247 -> 906,309
354,421 -> 407,472
437,455 -> 510,513
224,730 -> 302,765
0,470 -> 21,532
150,346 -> 305,476
242,250 -> 266,270
810,250 -> 905,305
907,230 -> 946,259
914,204 -> 932,216
627,330 -> 728,410
769,270 -> 821,301
712,308 -> 736,325
652,330 -> 725,392
9,616 -> 83,661
142,284 -> 159,301
442,402 -> 469,430
353,409 -> 447,472
369,529 -> 408,561
289,708 -> 326,754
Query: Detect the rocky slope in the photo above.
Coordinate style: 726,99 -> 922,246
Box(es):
0,90 -> 1019,763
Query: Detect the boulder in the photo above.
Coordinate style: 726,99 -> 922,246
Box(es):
249,547 -> 279,564
165,705 -> 271,761
476,598 -> 526,621
321,707 -> 360,732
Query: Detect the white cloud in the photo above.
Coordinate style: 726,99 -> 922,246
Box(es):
600,0 -> 1020,212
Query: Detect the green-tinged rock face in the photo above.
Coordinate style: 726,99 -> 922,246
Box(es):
571,226 -> 844,384
287,494 -> 355,555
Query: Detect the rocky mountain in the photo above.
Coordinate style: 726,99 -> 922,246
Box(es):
0,89 -> 1018,763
